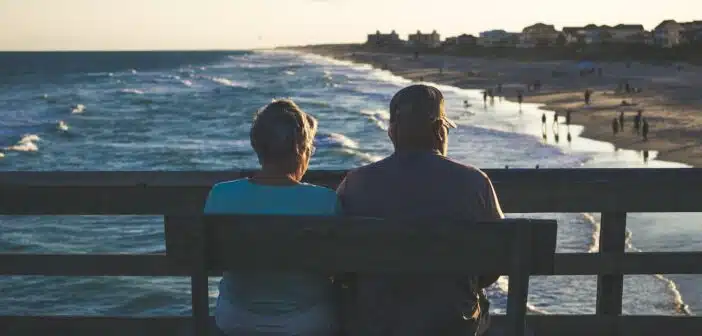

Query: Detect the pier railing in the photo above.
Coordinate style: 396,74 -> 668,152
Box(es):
1,168 -> 702,336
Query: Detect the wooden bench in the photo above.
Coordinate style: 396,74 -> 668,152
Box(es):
165,215 -> 558,336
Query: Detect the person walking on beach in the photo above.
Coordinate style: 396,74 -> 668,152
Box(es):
642,118 -> 649,141
612,117 -> 619,135
565,109 -> 572,126
584,89 -> 592,105
634,109 -> 643,134
541,112 -> 547,133
336,84 -> 505,336
619,111 -> 625,130
482,90 -> 488,104
517,90 -> 523,106
552,112 -> 559,133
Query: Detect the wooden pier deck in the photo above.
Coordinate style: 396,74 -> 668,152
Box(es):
1,168 -> 702,335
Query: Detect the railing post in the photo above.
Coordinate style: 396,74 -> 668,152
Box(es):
596,211 -> 627,335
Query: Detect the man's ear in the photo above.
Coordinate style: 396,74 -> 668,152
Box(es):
388,122 -> 396,143
433,121 -> 446,142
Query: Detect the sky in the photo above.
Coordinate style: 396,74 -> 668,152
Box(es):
0,0 -> 700,51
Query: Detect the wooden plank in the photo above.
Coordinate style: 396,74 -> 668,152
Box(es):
555,252 -> 702,275
596,212 -> 627,336
3,251 -> 698,277
171,216 -> 558,274
1,169 -> 702,214
506,224 -> 532,336
2,315 -> 701,336
0,254 -> 187,276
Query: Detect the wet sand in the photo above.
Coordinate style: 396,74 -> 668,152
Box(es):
291,47 -> 702,167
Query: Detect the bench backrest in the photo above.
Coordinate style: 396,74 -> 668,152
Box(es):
164,215 -> 557,336
165,215 -> 557,274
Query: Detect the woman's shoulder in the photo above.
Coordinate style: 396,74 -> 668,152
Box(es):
296,182 -> 338,198
209,178 -> 251,194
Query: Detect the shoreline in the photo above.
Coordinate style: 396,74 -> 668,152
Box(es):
289,46 -> 702,167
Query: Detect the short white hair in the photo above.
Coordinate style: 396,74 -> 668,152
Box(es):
250,99 -> 317,164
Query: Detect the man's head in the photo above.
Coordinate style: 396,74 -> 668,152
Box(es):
388,84 -> 455,155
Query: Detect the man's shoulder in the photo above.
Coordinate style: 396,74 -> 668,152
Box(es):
345,154 -> 490,184
438,156 -> 490,181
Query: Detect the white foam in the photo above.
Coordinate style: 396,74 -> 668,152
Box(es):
119,88 -> 144,95
57,120 -> 69,132
6,134 -> 40,152
71,104 -> 85,114
208,76 -> 248,88
315,132 -> 359,149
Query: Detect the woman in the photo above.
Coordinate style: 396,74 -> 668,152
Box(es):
204,99 -> 339,335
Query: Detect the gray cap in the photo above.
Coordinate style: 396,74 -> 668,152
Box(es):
389,84 -> 456,129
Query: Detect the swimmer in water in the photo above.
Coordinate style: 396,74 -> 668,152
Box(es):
58,120 -> 69,131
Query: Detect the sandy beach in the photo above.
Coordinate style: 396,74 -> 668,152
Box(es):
291,46 -> 702,167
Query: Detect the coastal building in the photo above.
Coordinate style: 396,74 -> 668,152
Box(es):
653,20 -> 685,47
444,34 -> 477,47
608,24 -> 646,43
582,24 -> 611,44
478,29 -> 515,46
366,30 -> 404,47
681,21 -> 702,44
520,23 -> 560,47
562,27 -> 587,45
682,28 -> 702,44
408,30 -> 441,48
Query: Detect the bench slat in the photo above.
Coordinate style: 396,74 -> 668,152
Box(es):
164,216 -> 557,274
2,315 -> 699,336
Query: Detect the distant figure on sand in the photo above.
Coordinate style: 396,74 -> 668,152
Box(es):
483,90 -> 488,104
642,118 -> 649,141
612,118 -> 619,135
552,112 -> 559,131
517,90 -> 523,106
619,111 -> 625,130
584,89 -> 592,105
634,110 -> 643,134
567,132 -> 572,143
565,109 -> 571,126
643,150 -> 650,163
541,112 -> 546,126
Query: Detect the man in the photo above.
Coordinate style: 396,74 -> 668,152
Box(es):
337,84 -> 504,335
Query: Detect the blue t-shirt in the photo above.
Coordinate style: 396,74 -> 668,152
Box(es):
204,178 -> 340,334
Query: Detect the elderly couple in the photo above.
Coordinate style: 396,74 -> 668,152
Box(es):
205,84 -> 505,336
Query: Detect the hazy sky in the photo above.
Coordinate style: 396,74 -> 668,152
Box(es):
1,0 -> 699,50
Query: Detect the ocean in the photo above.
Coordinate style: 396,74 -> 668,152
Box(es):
0,50 -> 700,317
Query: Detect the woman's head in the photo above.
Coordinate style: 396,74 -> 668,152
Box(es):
250,99 -> 318,181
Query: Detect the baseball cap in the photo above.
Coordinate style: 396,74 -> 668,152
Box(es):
389,84 -> 456,129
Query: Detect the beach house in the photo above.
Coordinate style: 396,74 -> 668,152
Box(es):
478,29 -> 516,47
607,24 -> 646,43
653,20 -> 685,47
444,34 -> 478,48
519,23 -> 560,47
562,27 -> 587,45
366,30 -> 404,47
582,24 -> 611,44
408,30 -> 441,48
681,21 -> 702,44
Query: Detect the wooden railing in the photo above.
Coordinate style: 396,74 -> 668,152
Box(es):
1,168 -> 702,336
